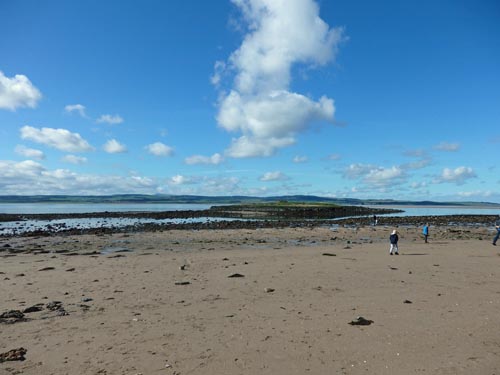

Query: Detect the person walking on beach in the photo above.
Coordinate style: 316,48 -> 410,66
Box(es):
373,215 -> 378,226
389,229 -> 399,255
422,223 -> 429,243
493,215 -> 500,246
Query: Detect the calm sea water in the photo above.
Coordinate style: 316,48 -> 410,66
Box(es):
0,203 -> 215,214
0,202 -> 498,216
0,203 -> 498,236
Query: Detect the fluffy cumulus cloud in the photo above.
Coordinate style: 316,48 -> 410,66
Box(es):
433,142 -> 460,152
20,126 -> 94,152
343,163 -> 407,188
215,0 -> 343,157
0,71 -> 42,110
65,104 -> 87,117
97,114 -> 124,124
185,153 -> 224,165
15,145 -> 45,160
145,142 -> 174,157
61,154 -> 87,164
435,166 -> 476,185
260,171 -> 289,181
103,139 -> 127,154
0,160 -> 159,195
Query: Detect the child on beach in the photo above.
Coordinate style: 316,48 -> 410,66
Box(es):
389,229 -> 399,255
422,223 -> 429,243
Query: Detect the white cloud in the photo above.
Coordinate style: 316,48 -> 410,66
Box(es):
364,166 -> 405,187
0,71 -> 42,110
0,159 -> 159,195
169,175 -> 195,185
65,104 -> 87,117
145,142 -> 174,157
20,126 -> 94,152
15,145 -> 45,160
433,142 -> 460,152
342,163 -> 407,188
103,139 -> 127,154
435,166 -> 476,185
225,134 -> 295,158
293,155 -> 308,163
210,60 -> 226,86
97,114 -> 124,124
215,0 -> 343,157
61,154 -> 87,164
260,171 -> 289,182
185,153 -> 224,165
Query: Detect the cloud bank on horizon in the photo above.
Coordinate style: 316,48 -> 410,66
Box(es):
0,0 -> 498,202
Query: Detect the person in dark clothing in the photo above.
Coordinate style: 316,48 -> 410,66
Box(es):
493,215 -> 500,246
389,229 -> 399,255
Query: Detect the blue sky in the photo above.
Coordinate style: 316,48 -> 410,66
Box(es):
1,0 -> 499,202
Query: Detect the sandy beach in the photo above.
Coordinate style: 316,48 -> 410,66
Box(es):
1,225 -> 499,374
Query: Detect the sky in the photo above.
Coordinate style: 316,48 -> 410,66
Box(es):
1,0 -> 499,202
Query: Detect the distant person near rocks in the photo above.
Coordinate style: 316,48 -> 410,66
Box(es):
493,215 -> 500,246
422,223 -> 429,243
389,229 -> 399,255
373,215 -> 378,226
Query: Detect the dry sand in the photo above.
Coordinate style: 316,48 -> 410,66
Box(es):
1,225 -> 500,374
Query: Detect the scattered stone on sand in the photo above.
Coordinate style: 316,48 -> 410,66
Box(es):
174,281 -> 191,285
389,266 -> 398,270
343,246 -> 352,249
23,304 -> 44,313
179,265 -> 186,270
264,288 -> 275,293
404,300 -> 413,304
0,348 -> 27,363
82,297 -> 93,302
227,273 -> 245,278
38,266 -> 55,271
348,316 -> 374,326
66,267 -> 76,272
46,301 -> 63,311
322,252 -> 336,256
0,310 -> 26,324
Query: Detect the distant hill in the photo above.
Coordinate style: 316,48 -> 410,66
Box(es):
0,194 -> 498,207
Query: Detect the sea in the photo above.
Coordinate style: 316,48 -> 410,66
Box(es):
0,203 -> 498,236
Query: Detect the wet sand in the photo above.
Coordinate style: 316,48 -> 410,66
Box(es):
1,225 -> 499,374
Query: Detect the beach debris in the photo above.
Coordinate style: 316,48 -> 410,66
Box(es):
227,273 -> 245,278
174,281 -> 191,285
0,310 -> 26,324
23,304 -> 44,313
264,288 -> 275,293
0,348 -> 27,363
38,266 -> 55,271
322,252 -> 336,256
348,316 -> 374,326
46,301 -> 63,311
403,300 -> 413,304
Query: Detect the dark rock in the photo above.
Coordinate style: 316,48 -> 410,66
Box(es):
66,268 -> 76,272
0,310 -> 25,324
227,273 -> 245,278
174,281 -> 191,285
264,288 -> 275,293
46,301 -> 63,311
322,252 -> 336,256
38,267 -> 55,271
0,348 -> 27,363
404,300 -> 413,304
23,304 -> 44,313
348,316 -> 374,326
